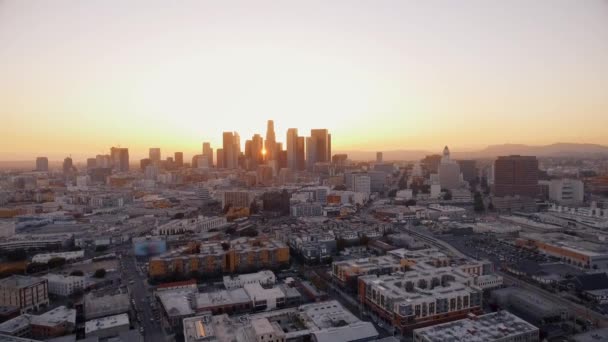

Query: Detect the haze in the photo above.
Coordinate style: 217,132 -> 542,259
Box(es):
1,0 -> 608,160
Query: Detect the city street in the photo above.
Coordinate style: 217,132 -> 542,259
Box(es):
121,251 -> 166,342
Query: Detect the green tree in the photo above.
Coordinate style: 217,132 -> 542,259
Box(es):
443,190 -> 452,200
387,189 -> 397,198
249,201 -> 260,214
47,257 -> 66,269
93,268 -> 106,278
70,270 -> 84,276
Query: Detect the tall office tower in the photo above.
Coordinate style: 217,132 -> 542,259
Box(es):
244,140 -> 252,157
265,120 -> 277,161
35,157 -> 49,172
494,155 -> 539,197
296,136 -> 306,171
306,136 -> 316,171
149,148 -> 161,164
310,129 -> 330,163
328,133 -> 332,161
202,142 -> 213,167
251,134 -> 264,166
438,146 -> 461,190
222,132 -> 235,169
174,152 -> 184,167
457,160 -> 477,182
286,128 -> 298,170
422,154 -> 442,174
96,154 -> 111,168
86,158 -> 96,170
62,157 -> 73,175
376,152 -> 383,163
140,158 -> 151,171
110,147 -> 130,172
217,148 -> 224,168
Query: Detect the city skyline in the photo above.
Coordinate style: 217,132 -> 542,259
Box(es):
2,0 -> 608,161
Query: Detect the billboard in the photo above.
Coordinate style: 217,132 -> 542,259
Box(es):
133,238 -> 167,257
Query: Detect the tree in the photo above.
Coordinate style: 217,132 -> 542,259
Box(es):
70,270 -> 84,276
95,245 -> 108,252
359,235 -> 370,246
47,257 -> 66,269
488,202 -> 495,211
387,189 -> 397,198
93,268 -> 106,278
443,190 -> 452,200
404,199 -> 416,206
336,238 -> 347,252
333,184 -> 347,191
398,175 -> 407,190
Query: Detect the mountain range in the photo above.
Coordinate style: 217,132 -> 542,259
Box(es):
338,143 -> 608,161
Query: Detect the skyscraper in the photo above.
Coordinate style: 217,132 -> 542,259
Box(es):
265,120 -> 277,161
35,157 -> 49,172
86,158 -> 96,170
110,147 -> 129,172
286,128 -> 298,170
494,155 -> 539,198
251,134 -> 264,167
307,129 -> 330,170
222,132 -> 236,169
149,148 -> 161,164
438,146 -> 461,190
376,152 -> 383,163
62,157 -> 73,175
217,148 -> 224,168
296,136 -> 306,171
457,160 -> 477,182
202,142 -> 213,167
174,152 -> 184,167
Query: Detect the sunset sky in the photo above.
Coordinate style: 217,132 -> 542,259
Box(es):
1,0 -> 608,161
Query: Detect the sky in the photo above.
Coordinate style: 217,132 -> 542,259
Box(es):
1,0 -> 608,161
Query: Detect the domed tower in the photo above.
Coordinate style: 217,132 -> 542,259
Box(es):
442,145 -> 450,163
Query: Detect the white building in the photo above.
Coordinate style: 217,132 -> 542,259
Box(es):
243,283 -> 285,311
352,174 -> 371,194
438,146 -> 461,190
85,313 -> 130,339
223,271 -> 276,290
43,274 -> 85,297
547,178 -> 584,205
154,216 -> 227,235
31,250 -> 84,264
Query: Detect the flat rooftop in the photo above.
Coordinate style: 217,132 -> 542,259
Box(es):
414,311 -> 538,341
0,275 -> 44,289
85,313 -> 129,334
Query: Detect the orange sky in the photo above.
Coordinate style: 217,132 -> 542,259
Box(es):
1,0 -> 608,161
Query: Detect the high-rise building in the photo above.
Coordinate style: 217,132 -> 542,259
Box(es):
202,142 -> 213,167
376,152 -> 383,163
457,160 -> 477,182
110,147 -> 129,172
310,129 -> 330,163
62,157 -> 74,175
252,134 -> 264,167
140,158 -> 152,171
86,158 -> 97,170
217,148 -> 224,168
96,154 -> 111,168
422,154 -> 442,174
286,128 -> 298,170
36,157 -> 49,172
494,155 -> 539,198
306,136 -> 316,171
296,136 -> 306,171
438,146 -> 461,190
265,120 -> 277,161
222,132 -> 239,169
174,152 -> 184,167
149,148 -> 161,164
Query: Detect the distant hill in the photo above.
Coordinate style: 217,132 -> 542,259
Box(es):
338,143 -> 608,161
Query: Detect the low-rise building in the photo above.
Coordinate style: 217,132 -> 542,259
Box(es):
412,310 -> 539,342
84,292 -> 130,320
0,276 -> 48,313
0,306 -> 75,340
42,274 -> 84,297
31,250 -> 84,264
85,313 -> 130,339
223,271 -> 276,290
